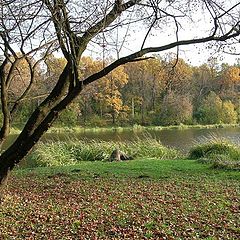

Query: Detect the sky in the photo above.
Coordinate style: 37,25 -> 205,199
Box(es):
85,0 -> 240,67
1,0 -> 239,67
123,25 -> 239,67
87,29 -> 240,67
128,30 -> 240,66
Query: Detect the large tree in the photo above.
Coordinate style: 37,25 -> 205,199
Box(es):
0,0 -> 240,193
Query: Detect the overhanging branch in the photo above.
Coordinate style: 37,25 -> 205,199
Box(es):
82,28 -> 240,86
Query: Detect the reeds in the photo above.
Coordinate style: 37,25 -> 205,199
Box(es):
189,137 -> 240,170
24,137 -> 180,167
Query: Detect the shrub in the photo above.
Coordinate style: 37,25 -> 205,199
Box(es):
85,114 -> 108,127
189,141 -> 240,160
211,158 -> 240,170
198,155 -> 240,170
68,140 -> 115,162
189,140 -> 240,170
27,142 -> 77,167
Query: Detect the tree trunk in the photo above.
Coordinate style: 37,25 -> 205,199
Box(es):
111,109 -> 116,125
0,165 -> 10,202
0,59 -> 11,149
0,65 -> 82,197
0,94 -> 77,199
131,98 -> 135,119
140,76 -> 145,125
151,75 -> 156,111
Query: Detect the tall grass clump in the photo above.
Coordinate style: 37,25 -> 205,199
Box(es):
120,138 -> 180,160
24,137 -> 180,168
189,139 -> 240,170
26,142 -> 77,167
68,140 -> 115,162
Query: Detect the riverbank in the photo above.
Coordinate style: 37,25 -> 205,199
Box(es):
1,159 -> 239,239
47,123 -> 240,133
9,133 -> 240,170
9,123 -> 240,135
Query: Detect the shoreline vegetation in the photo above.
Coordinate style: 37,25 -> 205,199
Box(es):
48,123 -> 240,133
5,123 -> 240,171
6,123 -> 239,171
9,123 -> 240,135
14,135 -> 239,171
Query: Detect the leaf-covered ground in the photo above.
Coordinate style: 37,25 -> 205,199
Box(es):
0,160 -> 239,239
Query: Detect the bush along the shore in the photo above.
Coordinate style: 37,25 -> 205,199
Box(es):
189,140 -> 240,170
24,138 -> 180,168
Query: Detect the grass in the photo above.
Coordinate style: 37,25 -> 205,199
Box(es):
1,134 -> 239,238
23,138 -> 180,168
15,159 -> 240,181
8,124 -> 234,134
1,159 -> 239,239
189,139 -> 240,170
22,123 -> 238,134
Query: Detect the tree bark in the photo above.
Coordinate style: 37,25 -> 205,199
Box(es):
0,59 -> 11,149
0,85 -> 82,199
0,166 -> 10,202
0,63 -> 80,198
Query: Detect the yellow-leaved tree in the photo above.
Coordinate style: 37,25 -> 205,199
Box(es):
93,63 -> 129,124
80,57 -> 129,124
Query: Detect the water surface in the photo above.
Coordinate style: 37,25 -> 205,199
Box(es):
5,127 -> 240,153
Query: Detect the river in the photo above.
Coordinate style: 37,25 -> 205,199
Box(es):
4,127 -> 240,153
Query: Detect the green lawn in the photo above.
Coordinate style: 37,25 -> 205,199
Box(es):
16,158 -> 240,181
1,159 -> 239,239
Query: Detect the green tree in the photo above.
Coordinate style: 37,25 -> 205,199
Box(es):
221,100 -> 238,124
196,92 -> 223,124
236,103 -> 240,123
55,102 -> 81,126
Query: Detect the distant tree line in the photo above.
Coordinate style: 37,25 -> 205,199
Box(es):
2,54 -> 240,127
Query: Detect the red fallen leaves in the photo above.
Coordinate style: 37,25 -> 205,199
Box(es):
0,175 -> 239,239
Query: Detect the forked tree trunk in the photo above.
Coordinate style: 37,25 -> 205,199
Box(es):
0,100 -> 74,200
0,64 -> 82,200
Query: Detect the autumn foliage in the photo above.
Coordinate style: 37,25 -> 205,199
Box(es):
6,55 -> 239,127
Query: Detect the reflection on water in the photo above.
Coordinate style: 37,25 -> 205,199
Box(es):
4,127 -> 240,153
